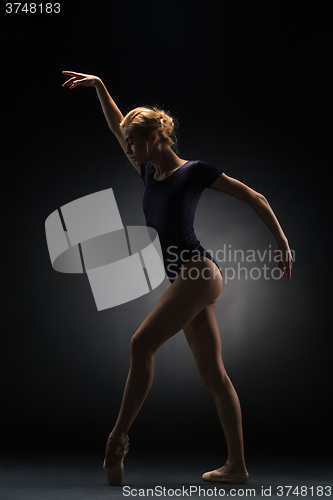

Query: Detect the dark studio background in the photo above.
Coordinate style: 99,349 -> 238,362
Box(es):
2,0 -> 332,475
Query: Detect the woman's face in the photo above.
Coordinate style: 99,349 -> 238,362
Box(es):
123,129 -> 149,166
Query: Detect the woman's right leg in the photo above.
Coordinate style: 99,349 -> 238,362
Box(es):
183,301 -> 247,475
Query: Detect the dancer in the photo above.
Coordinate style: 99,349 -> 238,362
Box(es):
62,71 -> 293,486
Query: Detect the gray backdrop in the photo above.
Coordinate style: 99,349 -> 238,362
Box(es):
2,0 -> 331,463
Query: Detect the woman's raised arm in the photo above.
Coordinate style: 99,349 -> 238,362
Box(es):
62,71 -> 139,172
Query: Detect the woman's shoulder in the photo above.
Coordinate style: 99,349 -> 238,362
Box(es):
186,160 -> 223,187
186,159 -> 215,168
185,159 -> 220,172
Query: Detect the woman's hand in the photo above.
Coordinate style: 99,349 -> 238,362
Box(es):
277,238 -> 293,280
62,71 -> 100,89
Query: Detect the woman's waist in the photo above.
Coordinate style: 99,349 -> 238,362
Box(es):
158,229 -> 198,251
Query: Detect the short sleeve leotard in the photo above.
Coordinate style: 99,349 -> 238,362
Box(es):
141,160 -> 223,283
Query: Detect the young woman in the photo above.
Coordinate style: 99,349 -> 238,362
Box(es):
62,71 -> 293,486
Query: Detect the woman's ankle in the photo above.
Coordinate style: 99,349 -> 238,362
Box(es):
225,459 -> 247,473
110,428 -> 128,441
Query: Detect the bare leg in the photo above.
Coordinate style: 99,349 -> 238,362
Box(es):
105,259 -> 222,467
183,301 -> 247,474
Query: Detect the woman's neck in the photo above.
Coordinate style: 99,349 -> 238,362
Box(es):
150,147 -> 187,179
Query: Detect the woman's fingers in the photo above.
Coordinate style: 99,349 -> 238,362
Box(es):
278,259 -> 292,280
62,76 -> 91,89
62,71 -> 87,88
62,76 -> 76,87
62,71 -> 83,77
277,241 -> 293,281
69,78 -> 86,88
62,71 -> 97,88
286,252 -> 293,280
281,258 -> 292,280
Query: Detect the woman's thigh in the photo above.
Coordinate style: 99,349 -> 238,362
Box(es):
183,299 -> 226,379
133,257 -> 222,353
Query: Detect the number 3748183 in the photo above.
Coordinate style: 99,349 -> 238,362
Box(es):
5,3 -> 61,13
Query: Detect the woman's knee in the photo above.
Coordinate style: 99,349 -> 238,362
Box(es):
199,365 -> 229,392
130,331 -> 155,358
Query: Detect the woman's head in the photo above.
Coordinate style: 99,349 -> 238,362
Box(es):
120,107 -> 178,150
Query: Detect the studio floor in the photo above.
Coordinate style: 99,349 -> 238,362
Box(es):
0,452 -> 332,499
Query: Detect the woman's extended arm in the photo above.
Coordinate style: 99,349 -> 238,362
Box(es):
210,174 -> 293,280
62,71 -> 139,172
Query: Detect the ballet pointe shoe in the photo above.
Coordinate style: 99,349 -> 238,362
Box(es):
202,469 -> 249,484
103,432 -> 130,486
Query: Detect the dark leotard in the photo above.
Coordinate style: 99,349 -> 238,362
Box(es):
141,160 -> 223,283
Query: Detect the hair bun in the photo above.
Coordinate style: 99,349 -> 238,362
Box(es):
154,108 -> 175,140
120,106 -> 178,149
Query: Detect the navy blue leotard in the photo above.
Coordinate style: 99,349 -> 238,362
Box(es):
141,160 -> 223,283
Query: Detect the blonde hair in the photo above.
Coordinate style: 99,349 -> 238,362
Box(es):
120,106 -> 178,149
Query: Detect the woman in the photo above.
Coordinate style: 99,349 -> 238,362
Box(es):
62,71 -> 293,486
